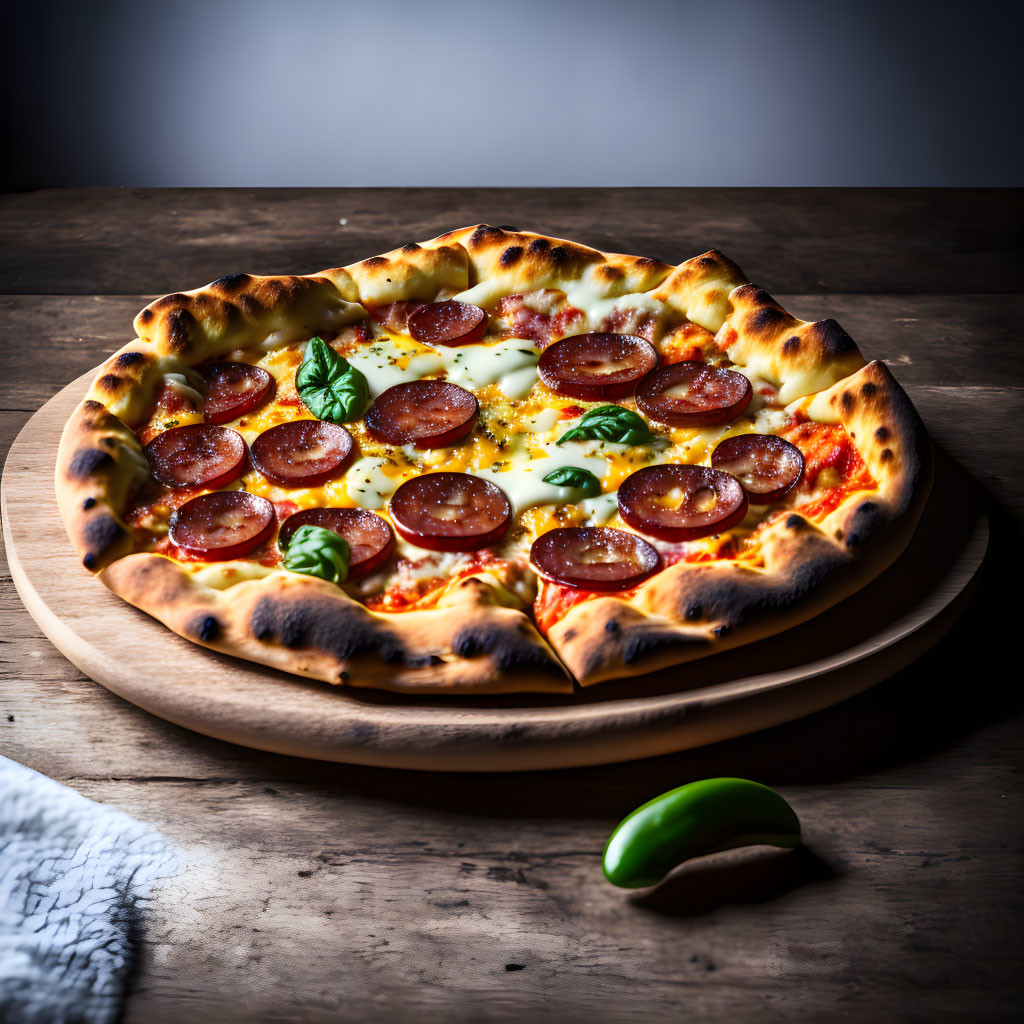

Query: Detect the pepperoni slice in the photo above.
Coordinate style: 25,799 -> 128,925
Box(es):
251,420 -> 354,487
635,362 -> 752,427
711,434 -> 805,504
169,490 -> 275,561
365,381 -> 478,449
618,464 -> 748,542
278,507 -> 394,578
201,362 -> 274,425
530,527 -> 660,591
538,333 -> 658,400
408,301 -> 488,346
145,424 -> 248,490
389,472 -> 512,552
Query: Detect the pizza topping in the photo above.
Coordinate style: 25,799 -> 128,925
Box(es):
277,507 -> 394,578
281,524 -> 351,585
618,464 -> 748,541
365,301 -> 426,333
251,420 -> 355,487
295,337 -> 369,423
635,362 -> 752,427
408,300 -> 488,346
201,362 -> 274,425
711,434 -> 804,504
538,333 -> 658,401
365,380 -> 479,449
530,527 -> 660,591
389,472 -> 512,552
557,405 -> 655,446
144,424 -> 248,490
540,466 -> 602,497
169,490 -> 275,561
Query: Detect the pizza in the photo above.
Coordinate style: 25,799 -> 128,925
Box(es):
55,225 -> 931,694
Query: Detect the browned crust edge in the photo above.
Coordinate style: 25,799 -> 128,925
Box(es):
55,225 -> 931,694
548,360 -> 933,685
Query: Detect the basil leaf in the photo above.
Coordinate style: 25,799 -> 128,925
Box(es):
296,336 -> 368,423
282,525 -> 350,585
557,405 -> 655,446
541,466 -> 602,497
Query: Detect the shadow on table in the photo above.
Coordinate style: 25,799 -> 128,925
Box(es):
631,845 -> 837,918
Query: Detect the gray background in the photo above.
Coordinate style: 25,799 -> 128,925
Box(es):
2,0 -> 1021,188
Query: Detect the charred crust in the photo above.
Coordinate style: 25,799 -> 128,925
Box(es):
747,305 -> 788,333
875,425 -> 891,441
114,351 -> 147,369
211,273 -> 252,292
137,308 -> 154,325
497,224 -> 520,231
548,245 -> 569,266
401,242 -> 421,253
236,294 -> 261,318
685,603 -> 703,621
81,497 -> 97,510
841,390 -> 856,412
880,448 -> 894,462
249,595 -> 406,664
97,374 -> 123,393
562,628 -> 576,642
783,335 -> 801,353
499,245 -> 523,268
623,629 -> 703,666
362,256 -> 388,268
844,500 -> 883,549
165,308 -> 195,353
83,400 -> 104,412
604,619 -> 620,634
453,624 -> 562,676
809,319 -> 856,357
861,381 -> 879,399
711,624 -> 731,638
69,448 -> 114,479
785,513 -> 805,529
82,514 -> 123,560
83,554 -> 97,570
528,238 -> 549,254
191,614 -> 221,643
151,293 -> 190,311
469,225 -> 505,246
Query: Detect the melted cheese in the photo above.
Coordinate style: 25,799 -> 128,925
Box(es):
438,339 -> 539,399
346,338 -> 444,397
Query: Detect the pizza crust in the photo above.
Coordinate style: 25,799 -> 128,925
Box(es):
55,225 -> 932,695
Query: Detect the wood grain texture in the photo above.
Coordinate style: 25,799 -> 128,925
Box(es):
1,188 -> 1021,295
1,189 -> 1022,1021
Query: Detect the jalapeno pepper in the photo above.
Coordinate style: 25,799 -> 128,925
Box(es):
602,777 -> 801,888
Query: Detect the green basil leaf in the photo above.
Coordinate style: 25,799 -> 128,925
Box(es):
541,466 -> 602,497
282,525 -> 350,585
557,405 -> 655,446
296,336 -> 368,423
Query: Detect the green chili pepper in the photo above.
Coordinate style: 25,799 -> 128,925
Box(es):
602,778 -> 801,888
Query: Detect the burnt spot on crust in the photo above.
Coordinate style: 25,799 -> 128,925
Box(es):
97,374 -> 123,393
786,513 -> 806,530
528,238 -> 549,254
114,351 -> 147,370
401,242 -> 421,253
137,308 -> 154,325
69,448 -> 115,479
604,619 -> 621,634
841,390 -> 856,412
548,246 -> 569,266
880,447 -> 894,462
83,400 -> 104,412
875,425 -> 891,442
499,245 -> 523,267
236,293 -> 261,318
497,224 -> 520,231
469,225 -> 506,246
685,603 -> 703,621
152,293 -> 190,311
861,381 -> 879,399
82,514 -> 123,562
623,629 -> 704,666
808,319 -> 857,357
562,628 -> 576,642
164,308 -> 196,354
83,554 -> 97,570
362,256 -> 389,268
211,273 -> 252,292
81,497 -> 97,510
190,614 -> 221,643
453,624 -> 562,676
748,305 -> 789,333
712,624 -> 731,638
783,335 -> 801,353
249,595 -> 407,664
844,501 -> 883,549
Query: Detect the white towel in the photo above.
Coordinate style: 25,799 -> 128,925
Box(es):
0,756 -> 178,1024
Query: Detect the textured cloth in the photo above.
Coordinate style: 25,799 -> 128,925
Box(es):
0,757 -> 177,1024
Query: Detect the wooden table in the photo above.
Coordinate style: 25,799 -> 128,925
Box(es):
2,189 -> 1022,1022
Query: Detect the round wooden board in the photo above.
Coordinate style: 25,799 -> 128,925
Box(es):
2,373 -> 988,772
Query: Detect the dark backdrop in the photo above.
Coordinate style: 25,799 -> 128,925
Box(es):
2,0 -> 1020,188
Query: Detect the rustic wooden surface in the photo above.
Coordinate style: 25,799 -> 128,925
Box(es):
1,189 -> 1022,1021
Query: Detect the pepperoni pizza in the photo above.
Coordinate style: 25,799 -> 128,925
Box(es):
56,226 -> 931,694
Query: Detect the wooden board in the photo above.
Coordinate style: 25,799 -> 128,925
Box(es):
2,372 -> 987,772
